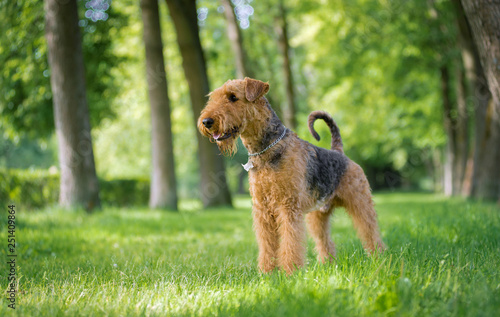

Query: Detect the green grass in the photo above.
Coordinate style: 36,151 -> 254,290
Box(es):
1,193 -> 500,316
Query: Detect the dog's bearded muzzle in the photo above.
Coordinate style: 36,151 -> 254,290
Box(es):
211,127 -> 240,142
198,112 -> 243,156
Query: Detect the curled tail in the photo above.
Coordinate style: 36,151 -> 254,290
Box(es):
308,111 -> 343,153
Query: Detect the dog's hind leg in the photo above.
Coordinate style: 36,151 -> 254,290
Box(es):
306,208 -> 336,263
336,162 -> 386,254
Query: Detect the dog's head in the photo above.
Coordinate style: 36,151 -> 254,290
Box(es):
197,77 -> 270,156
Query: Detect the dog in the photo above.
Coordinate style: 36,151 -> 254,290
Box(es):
198,77 -> 386,274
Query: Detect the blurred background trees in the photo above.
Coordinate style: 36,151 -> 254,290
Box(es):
44,0 -> 100,210
1,0 -> 499,209
140,0 -> 178,210
165,0 -> 232,208
459,0 -> 500,201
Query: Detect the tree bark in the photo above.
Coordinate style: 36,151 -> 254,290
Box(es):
441,66 -> 456,196
165,0 -> 232,208
460,0 -> 500,200
441,64 -> 469,197
453,0 -> 490,197
140,0 -> 178,210
275,0 -> 297,130
221,2 -> 283,118
453,65 -> 469,195
44,0 -> 100,211
222,0 -> 252,79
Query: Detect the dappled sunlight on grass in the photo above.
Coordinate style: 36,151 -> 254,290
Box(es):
2,192 -> 499,316
373,190 -> 450,205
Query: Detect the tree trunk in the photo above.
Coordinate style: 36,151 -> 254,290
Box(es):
222,0 -> 252,79
221,3 -> 283,118
237,169 -> 247,194
453,0 -> 488,196
460,0 -> 500,200
165,0 -> 232,208
222,0 -> 256,194
44,0 -> 100,211
453,0 -> 491,198
441,64 -> 468,197
441,66 -> 456,196
432,149 -> 444,192
453,65 -> 469,195
140,0 -> 178,210
275,0 -> 297,130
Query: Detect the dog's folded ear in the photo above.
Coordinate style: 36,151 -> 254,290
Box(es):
244,77 -> 270,102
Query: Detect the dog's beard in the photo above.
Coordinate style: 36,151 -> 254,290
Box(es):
216,137 -> 238,156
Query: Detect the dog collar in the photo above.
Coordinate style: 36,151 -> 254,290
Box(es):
243,126 -> 287,171
248,125 -> 287,157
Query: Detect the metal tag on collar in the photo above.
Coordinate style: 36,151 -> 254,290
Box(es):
242,159 -> 254,172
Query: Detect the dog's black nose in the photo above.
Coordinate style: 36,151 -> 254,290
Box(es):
202,118 -> 214,129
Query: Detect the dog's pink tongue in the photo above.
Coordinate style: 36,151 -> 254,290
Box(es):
213,133 -> 221,140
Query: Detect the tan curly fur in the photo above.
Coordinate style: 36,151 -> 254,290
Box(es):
198,78 -> 386,275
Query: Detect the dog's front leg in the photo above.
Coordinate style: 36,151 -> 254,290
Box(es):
252,205 -> 279,273
277,208 -> 307,274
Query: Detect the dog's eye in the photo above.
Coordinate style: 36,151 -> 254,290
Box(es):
228,94 -> 238,102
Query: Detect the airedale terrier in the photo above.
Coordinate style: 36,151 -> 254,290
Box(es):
198,77 -> 386,274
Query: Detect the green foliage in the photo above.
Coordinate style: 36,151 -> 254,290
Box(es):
191,0 -> 457,189
99,178 -> 149,207
0,0 -> 127,139
0,169 -> 150,209
0,0 -> 466,196
0,168 -> 59,210
94,0 -> 237,197
0,133 -> 57,169
0,0 -> 52,138
288,0 -> 457,177
1,193 -> 499,316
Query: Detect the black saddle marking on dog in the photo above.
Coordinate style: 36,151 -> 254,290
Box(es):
306,145 -> 348,200
268,144 -> 285,168
259,112 -> 284,151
